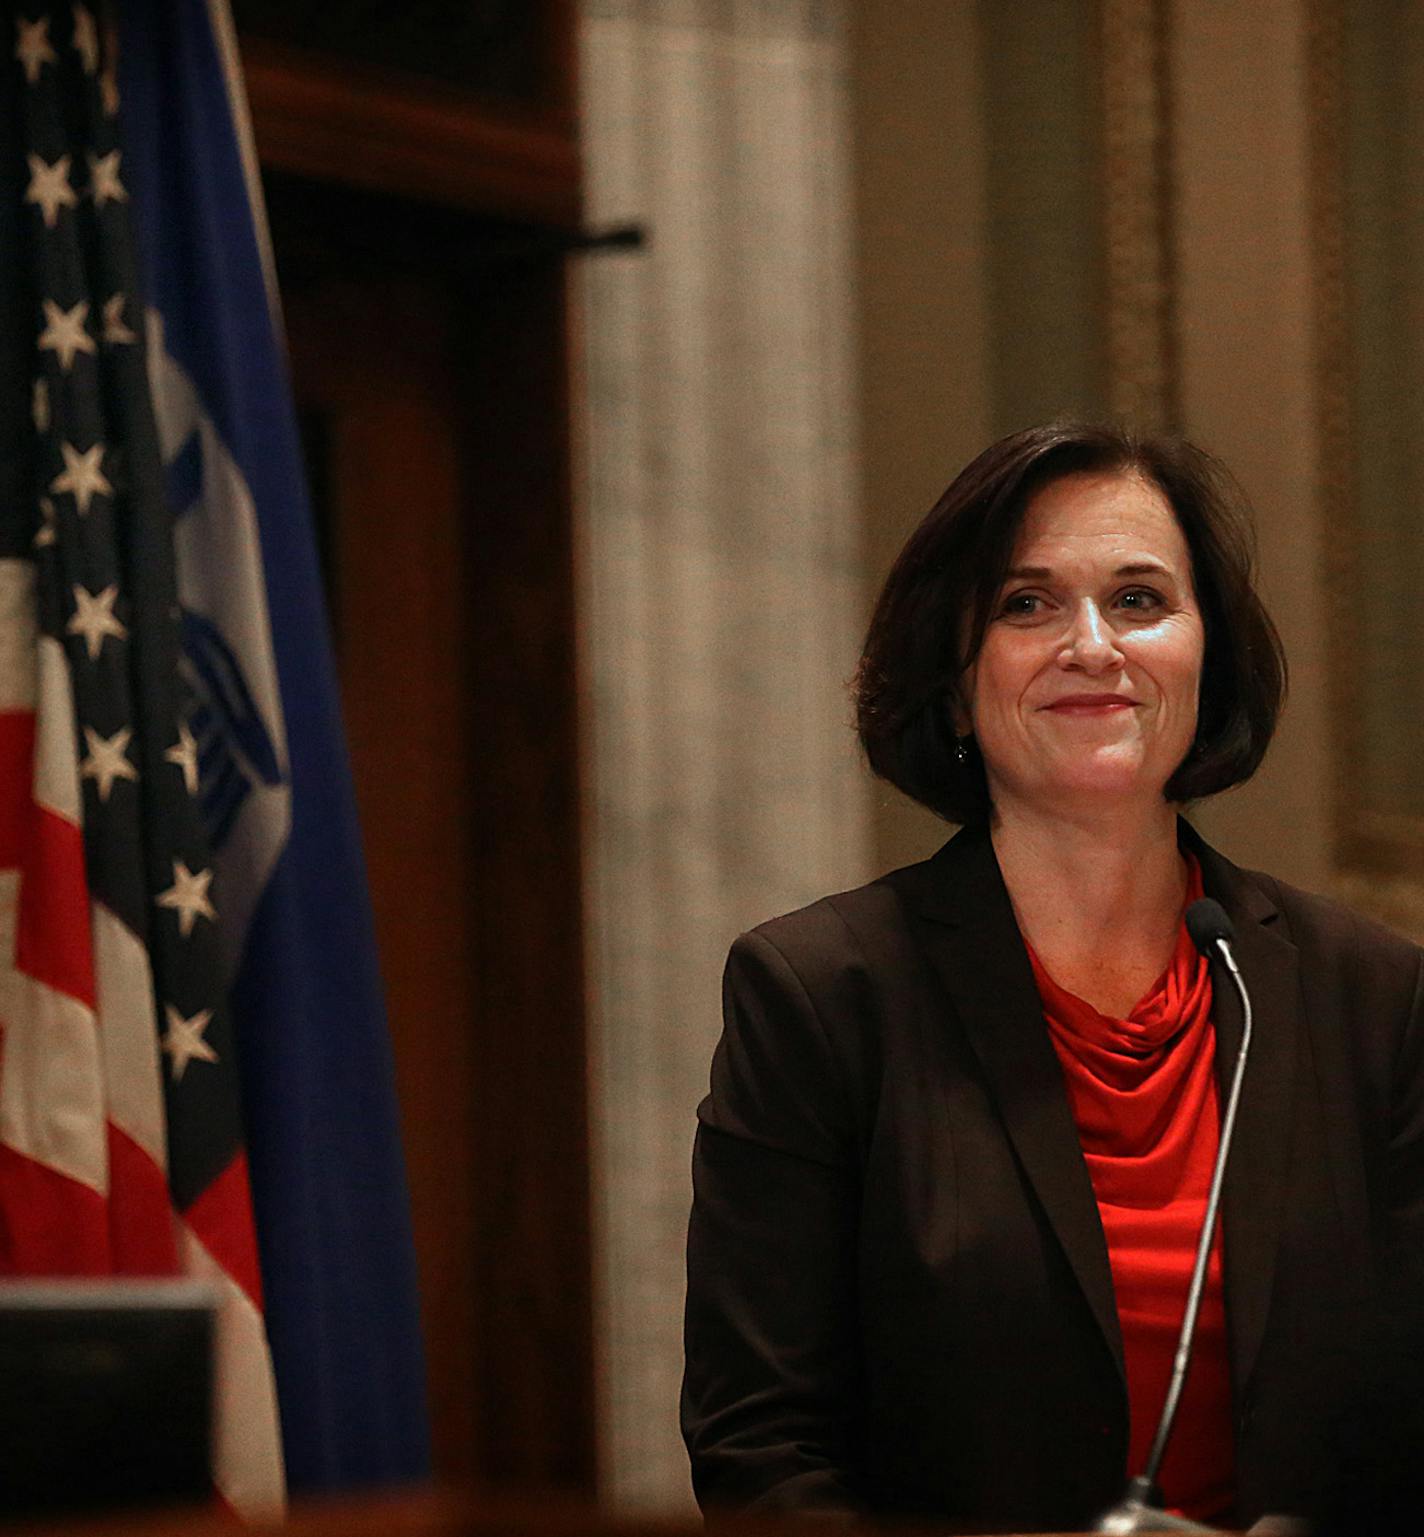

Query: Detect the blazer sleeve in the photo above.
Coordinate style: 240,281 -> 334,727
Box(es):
1375,943 -> 1424,1393
682,926 -> 865,1516
1347,942 -> 1424,1526
1384,947 -> 1424,1286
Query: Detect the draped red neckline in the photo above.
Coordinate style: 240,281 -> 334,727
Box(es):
1029,853 -> 1235,1523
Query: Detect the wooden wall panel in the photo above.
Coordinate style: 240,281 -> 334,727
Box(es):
275,196 -> 593,1493
236,0 -> 581,231
458,267 -> 593,1491
241,0 -> 592,1487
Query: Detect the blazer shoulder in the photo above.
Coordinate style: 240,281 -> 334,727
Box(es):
751,871 -> 908,941
742,858 -> 936,987
714,870 -> 931,1160
1237,861 -> 1424,985
737,826 -> 1002,995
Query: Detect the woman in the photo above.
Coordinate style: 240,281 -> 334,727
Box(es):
681,423 -> 1424,1532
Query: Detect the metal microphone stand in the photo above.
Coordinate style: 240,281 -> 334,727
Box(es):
1096,902 -> 1252,1536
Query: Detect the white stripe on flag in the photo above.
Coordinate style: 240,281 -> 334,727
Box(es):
0,871 -> 106,1195
0,561 -> 37,713
33,634 -> 80,825
93,904 -> 168,1172
179,1218 -> 287,1517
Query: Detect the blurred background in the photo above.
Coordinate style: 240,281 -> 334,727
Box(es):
226,0 -> 1423,1516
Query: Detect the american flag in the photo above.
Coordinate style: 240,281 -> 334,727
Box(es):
1,4 -> 283,1513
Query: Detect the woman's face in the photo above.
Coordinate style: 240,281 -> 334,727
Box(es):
958,470 -> 1205,817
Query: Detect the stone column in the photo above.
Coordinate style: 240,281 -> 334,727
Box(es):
577,0 -> 871,1508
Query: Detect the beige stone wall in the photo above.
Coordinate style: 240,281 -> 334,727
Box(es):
578,0 -> 870,1510
850,0 -> 990,872
1170,0 -> 1333,892
851,0 -> 1352,896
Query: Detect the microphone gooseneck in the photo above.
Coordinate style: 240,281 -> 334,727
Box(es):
1096,899 -> 1252,1536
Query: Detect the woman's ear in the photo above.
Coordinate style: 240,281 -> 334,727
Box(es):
948,681 -> 972,738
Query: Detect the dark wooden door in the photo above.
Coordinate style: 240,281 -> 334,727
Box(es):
269,178 -> 594,1493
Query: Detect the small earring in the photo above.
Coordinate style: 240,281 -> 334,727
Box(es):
955,735 -> 970,764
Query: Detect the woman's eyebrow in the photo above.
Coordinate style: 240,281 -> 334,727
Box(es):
1002,561 -> 1175,580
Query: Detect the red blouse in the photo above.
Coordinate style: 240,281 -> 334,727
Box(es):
1029,855 -> 1235,1522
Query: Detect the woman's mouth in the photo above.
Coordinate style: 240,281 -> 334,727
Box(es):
1041,695 -> 1137,715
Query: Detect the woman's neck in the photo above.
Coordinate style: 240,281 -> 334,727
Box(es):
989,796 -> 1188,1016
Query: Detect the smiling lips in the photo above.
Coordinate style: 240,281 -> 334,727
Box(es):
1041,695 -> 1138,715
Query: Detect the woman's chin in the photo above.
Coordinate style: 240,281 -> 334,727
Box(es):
1027,750 -> 1169,806
985,741 -> 1189,814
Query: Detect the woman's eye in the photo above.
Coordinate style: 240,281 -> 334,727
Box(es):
1117,587 -> 1164,614
999,592 -> 1044,617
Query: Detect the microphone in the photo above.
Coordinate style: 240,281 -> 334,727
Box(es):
1185,900 -> 1235,961
1097,899 -> 1253,1536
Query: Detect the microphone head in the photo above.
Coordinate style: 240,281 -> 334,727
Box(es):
1185,898 -> 1235,956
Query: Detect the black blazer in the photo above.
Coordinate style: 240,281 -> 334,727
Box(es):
682,822 -> 1424,1531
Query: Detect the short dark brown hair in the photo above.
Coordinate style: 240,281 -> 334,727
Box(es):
853,421 -> 1288,825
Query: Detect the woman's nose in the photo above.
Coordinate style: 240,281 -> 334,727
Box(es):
1058,600 -> 1124,671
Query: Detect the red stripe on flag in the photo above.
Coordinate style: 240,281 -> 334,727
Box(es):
17,802 -> 95,1008
0,712 -> 35,868
0,707 -> 94,1007
106,1124 -> 180,1275
0,1139 -> 110,1274
183,1150 -> 265,1308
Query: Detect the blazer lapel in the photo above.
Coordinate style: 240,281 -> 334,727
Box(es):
1191,831 -> 1301,1405
904,826 -> 1126,1386
903,822 -> 1305,1401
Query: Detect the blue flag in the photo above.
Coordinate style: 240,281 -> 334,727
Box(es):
116,0 -> 431,1492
